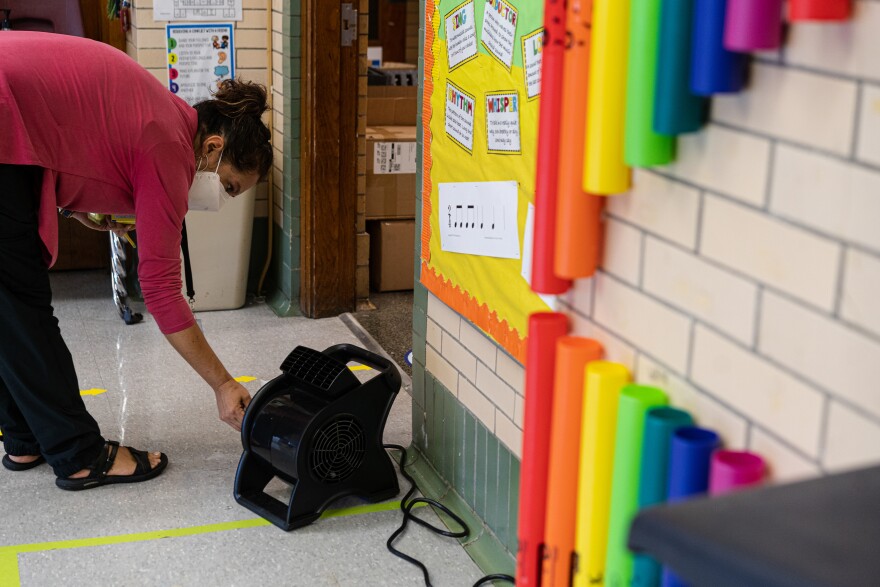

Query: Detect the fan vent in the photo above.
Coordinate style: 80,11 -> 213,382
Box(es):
310,416 -> 365,484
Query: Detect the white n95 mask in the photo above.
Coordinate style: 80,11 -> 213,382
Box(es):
188,152 -> 230,212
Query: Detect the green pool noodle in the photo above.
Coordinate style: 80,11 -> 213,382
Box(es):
624,0 -> 676,167
604,384 -> 669,587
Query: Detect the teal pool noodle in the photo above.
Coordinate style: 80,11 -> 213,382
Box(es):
632,407 -> 694,587
625,0 -> 676,166
653,0 -> 709,135
604,385 -> 669,587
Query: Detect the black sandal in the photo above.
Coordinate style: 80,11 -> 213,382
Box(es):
55,440 -> 168,491
2,454 -> 46,471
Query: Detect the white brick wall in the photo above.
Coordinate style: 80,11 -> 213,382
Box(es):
422,1 -> 880,481
701,195 -> 841,311
712,63 -> 858,155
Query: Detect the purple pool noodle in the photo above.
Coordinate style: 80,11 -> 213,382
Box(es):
724,0 -> 783,51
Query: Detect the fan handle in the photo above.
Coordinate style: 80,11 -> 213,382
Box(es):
322,344 -> 401,394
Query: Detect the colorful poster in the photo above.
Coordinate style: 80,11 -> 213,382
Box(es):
154,0 -> 242,22
439,181 -> 520,259
445,81 -> 476,152
521,28 -> 543,99
166,24 -> 235,106
486,91 -> 521,154
480,0 -> 519,69
423,0 -> 546,361
445,0 -> 478,70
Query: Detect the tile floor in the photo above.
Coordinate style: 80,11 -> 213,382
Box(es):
0,271 -> 482,586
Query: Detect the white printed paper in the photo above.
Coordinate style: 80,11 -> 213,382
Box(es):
439,181 -> 520,259
154,0 -> 242,21
374,142 -> 417,174
445,82 -> 476,152
520,203 -> 557,309
480,0 -> 519,69
521,28 -> 543,99
486,91 -> 521,154
166,24 -> 235,106
446,1 -> 478,70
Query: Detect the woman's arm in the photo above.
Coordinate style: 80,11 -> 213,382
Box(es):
165,324 -> 251,431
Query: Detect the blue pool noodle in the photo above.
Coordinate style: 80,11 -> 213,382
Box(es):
690,0 -> 749,95
654,0 -> 709,134
632,407 -> 694,587
661,426 -> 721,587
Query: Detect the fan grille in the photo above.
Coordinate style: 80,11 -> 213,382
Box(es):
310,416 -> 366,484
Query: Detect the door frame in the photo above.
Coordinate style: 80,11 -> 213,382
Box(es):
299,0 -> 360,318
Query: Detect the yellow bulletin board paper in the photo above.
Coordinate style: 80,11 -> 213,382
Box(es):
422,0 -> 548,362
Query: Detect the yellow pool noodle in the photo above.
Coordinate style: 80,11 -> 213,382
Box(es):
573,361 -> 631,587
583,0 -> 632,195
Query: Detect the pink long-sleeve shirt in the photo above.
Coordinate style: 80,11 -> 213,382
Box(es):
0,32 -> 197,334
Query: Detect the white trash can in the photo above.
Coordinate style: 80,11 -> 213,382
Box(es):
181,186 -> 256,311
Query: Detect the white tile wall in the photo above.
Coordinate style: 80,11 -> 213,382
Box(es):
458,375 -> 496,431
495,412 -> 523,458
567,311 -> 639,370
771,143 -> 880,253
460,321 -> 498,370
594,274 -> 692,373
441,331 -> 477,383
784,2 -> 880,83
607,170 -> 701,249
749,428 -> 823,484
643,237 -> 758,344
662,124 -> 771,207
691,326 -> 824,457
856,83 -> 880,165
701,195 -> 841,311
476,362 -> 516,418
426,344 -> 459,397
495,350 -> 525,392
713,63 -> 858,155
759,291 -> 880,419
841,248 -> 880,338
823,402 -> 880,472
637,355 -> 749,448
428,293 -> 462,337
602,218 -> 643,286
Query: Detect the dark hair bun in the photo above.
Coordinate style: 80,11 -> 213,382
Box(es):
212,79 -> 269,120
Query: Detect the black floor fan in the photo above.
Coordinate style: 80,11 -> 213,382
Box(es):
234,344 -> 401,531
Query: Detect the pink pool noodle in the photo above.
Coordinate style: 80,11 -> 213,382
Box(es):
709,450 -> 766,495
724,0 -> 783,51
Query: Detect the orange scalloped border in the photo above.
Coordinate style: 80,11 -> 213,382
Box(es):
421,263 -> 527,362
421,0 -> 435,265
419,0 -> 527,364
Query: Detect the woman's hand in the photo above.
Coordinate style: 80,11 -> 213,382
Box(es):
70,212 -> 134,239
214,379 -> 252,431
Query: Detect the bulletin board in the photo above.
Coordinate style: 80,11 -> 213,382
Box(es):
421,0 -> 548,362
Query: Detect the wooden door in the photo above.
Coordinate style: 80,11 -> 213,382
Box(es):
300,1 -> 359,317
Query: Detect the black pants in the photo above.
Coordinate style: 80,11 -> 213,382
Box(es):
0,164 -> 104,477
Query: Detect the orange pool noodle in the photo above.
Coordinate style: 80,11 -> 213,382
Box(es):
542,336 -> 605,587
554,0 -> 604,280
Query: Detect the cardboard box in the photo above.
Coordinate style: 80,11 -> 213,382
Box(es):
367,86 -> 418,126
366,125 -> 417,219
368,219 -> 415,292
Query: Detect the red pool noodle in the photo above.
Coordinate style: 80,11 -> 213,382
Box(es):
531,0 -> 573,294
516,312 -> 570,587
789,0 -> 851,20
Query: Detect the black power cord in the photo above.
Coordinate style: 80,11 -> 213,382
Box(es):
384,444 -> 516,587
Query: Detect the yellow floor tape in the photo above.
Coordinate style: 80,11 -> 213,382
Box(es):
0,500 -> 419,586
